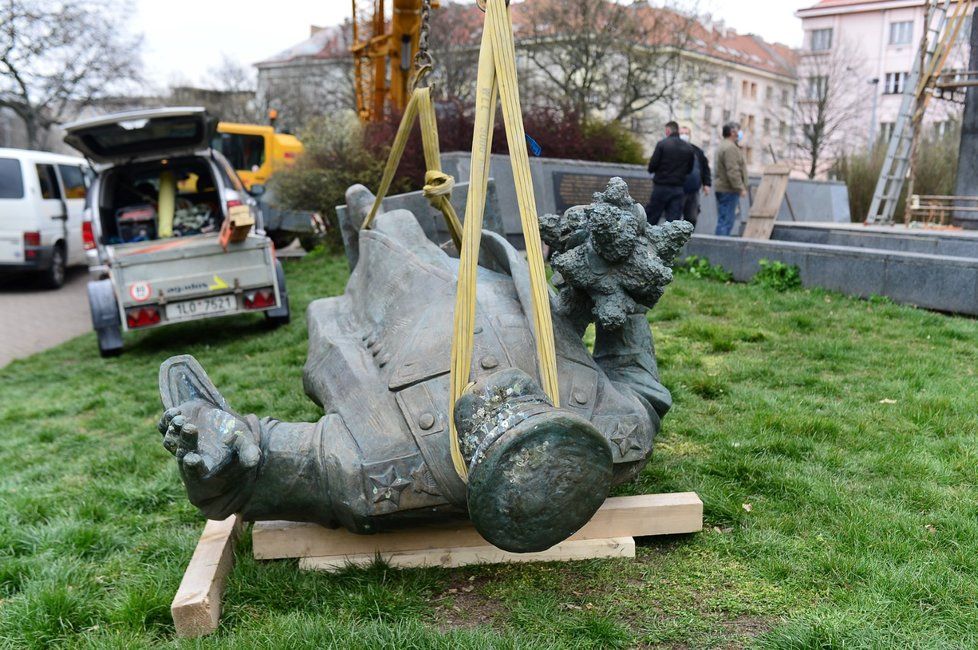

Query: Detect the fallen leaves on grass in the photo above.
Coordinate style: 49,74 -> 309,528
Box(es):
742,503 -> 753,513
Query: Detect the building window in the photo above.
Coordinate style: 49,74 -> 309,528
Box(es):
880,122 -> 896,141
763,117 -> 772,135
745,147 -> 754,164
782,88 -> 791,106
704,105 -> 713,124
810,28 -> 833,51
765,86 -> 774,102
889,21 -> 914,45
807,75 -> 829,99
742,80 -> 750,97
751,83 -> 758,100
780,121 -> 788,137
722,109 -> 732,123
934,120 -> 954,137
884,72 -> 908,94
726,75 -> 734,92
747,114 -> 756,132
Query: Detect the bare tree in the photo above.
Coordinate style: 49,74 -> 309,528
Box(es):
256,23 -> 357,133
258,63 -> 357,133
178,56 -> 266,124
517,0 -> 707,124
0,0 -> 143,149
781,40 -> 869,179
426,2 -> 481,106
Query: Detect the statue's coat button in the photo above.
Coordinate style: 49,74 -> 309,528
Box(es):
419,413 -> 436,430
473,326 -> 484,334
480,355 -> 499,370
573,390 -> 588,405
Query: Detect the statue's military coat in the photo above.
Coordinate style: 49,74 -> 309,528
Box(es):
301,210 -> 671,534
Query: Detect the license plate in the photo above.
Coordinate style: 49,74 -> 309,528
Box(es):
165,295 -> 235,321
0,236 -> 22,264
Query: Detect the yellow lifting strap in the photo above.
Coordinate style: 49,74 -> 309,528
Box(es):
448,0 -> 560,481
360,86 -> 464,249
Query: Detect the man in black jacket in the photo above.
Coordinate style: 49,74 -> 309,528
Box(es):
646,121 -> 694,223
676,125 -> 712,225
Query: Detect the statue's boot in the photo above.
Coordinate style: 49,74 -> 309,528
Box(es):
454,369 -> 614,553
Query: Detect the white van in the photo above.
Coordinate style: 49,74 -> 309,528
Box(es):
0,148 -> 91,288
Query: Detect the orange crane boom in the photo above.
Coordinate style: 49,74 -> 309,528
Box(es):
351,0 -> 437,122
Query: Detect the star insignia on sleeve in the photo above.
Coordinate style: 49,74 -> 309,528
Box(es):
369,466 -> 412,505
609,421 -> 644,458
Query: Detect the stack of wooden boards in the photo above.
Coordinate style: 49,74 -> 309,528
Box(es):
170,492 -> 704,638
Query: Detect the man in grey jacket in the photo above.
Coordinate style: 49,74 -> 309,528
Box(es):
713,122 -> 749,236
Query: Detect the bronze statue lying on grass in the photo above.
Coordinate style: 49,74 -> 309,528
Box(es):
158,178 -> 692,553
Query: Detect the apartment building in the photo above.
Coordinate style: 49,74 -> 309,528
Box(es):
796,0 -> 967,148
677,28 -> 798,172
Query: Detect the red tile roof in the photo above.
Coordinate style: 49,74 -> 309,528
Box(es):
259,1 -> 797,79
799,0 -> 922,11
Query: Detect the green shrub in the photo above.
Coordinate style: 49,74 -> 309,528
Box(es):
581,118 -> 647,164
272,112 -> 398,250
832,125 -> 960,223
273,102 -> 650,252
752,259 -> 801,291
677,256 -> 733,282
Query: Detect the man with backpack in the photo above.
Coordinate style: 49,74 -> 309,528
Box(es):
675,125 -> 712,226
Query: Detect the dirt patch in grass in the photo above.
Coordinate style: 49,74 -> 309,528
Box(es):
432,574 -> 504,631
721,615 -> 771,643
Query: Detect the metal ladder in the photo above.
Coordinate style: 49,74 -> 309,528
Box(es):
866,0 -> 952,224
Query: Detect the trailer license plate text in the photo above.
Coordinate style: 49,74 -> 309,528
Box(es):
165,295 -> 234,321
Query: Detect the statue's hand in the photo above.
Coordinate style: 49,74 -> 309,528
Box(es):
158,400 -> 262,518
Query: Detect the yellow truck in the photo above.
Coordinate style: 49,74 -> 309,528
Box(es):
212,122 -> 325,249
212,122 -> 303,190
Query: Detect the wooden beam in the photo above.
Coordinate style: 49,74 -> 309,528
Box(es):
743,163 -> 791,240
253,492 -> 702,561
299,537 -> 636,571
171,515 -> 242,639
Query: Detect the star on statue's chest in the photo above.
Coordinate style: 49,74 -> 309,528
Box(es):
368,466 -> 412,505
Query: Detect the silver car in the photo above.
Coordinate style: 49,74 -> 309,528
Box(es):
63,107 -> 290,357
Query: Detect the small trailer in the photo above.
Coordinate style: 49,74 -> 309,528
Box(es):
64,107 -> 290,357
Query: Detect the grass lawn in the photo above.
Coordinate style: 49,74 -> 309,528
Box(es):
1,249 -> 977,649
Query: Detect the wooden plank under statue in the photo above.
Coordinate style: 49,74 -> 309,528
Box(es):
160,177 -> 701,638
252,493 -> 703,570
170,515 -> 242,638
742,163 -> 792,240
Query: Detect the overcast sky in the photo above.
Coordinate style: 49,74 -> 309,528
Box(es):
134,0 -> 814,90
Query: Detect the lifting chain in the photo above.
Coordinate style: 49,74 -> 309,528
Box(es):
411,0 -> 434,90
